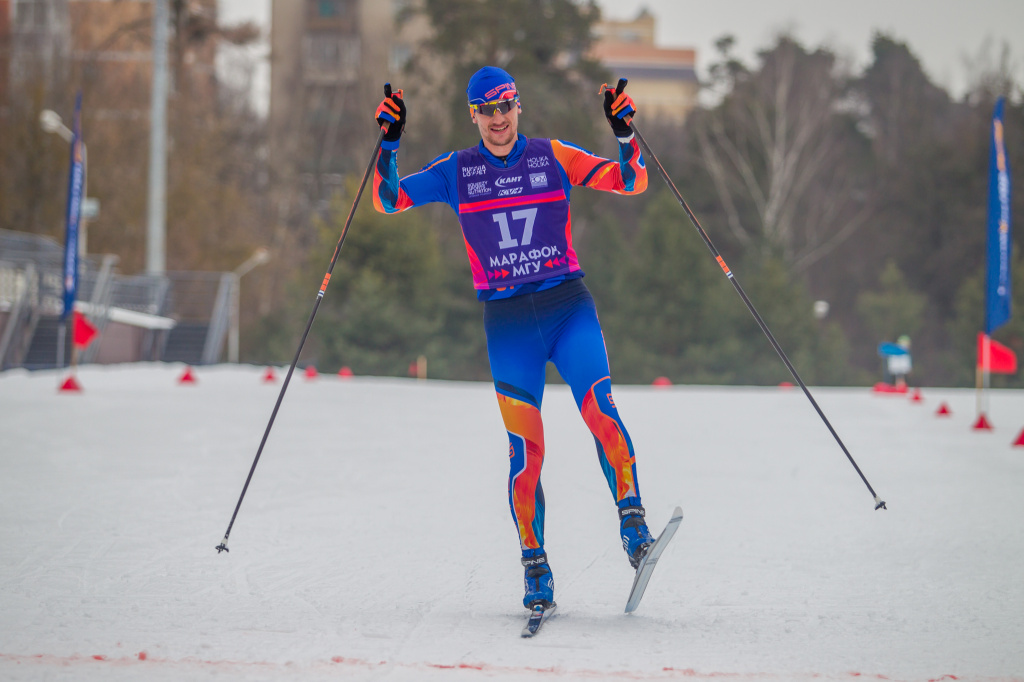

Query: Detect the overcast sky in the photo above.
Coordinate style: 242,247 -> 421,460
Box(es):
604,0 -> 1024,98
218,0 -> 1023,113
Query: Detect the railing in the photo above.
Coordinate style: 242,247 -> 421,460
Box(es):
0,229 -> 233,369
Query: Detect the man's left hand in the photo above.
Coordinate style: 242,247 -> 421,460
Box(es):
603,89 -> 635,138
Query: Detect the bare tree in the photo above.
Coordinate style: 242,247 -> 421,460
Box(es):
696,36 -> 873,272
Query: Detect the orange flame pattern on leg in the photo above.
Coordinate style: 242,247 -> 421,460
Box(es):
497,393 -> 546,550
581,382 -> 636,501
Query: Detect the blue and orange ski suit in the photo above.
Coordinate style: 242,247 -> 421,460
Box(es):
374,131 -> 648,553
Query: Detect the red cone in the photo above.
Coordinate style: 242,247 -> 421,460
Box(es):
304,364 -> 318,379
178,366 -> 197,384
778,381 -> 794,389
262,367 -> 277,383
338,366 -> 353,379
910,388 -> 923,403
1012,428 -> 1024,447
936,402 -> 951,416
873,382 -> 895,393
972,413 -> 993,431
59,375 -> 82,392
652,376 -> 671,387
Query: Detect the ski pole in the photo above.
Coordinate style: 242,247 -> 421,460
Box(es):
215,86 -> 395,553
604,78 -> 886,511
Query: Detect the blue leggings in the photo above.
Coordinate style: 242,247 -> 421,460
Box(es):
483,278 -> 641,552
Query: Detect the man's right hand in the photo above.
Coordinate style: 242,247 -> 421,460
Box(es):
375,84 -> 406,143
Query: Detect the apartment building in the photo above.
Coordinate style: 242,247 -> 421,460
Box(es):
591,9 -> 698,125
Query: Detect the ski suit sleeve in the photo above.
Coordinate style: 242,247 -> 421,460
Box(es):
550,135 -> 648,195
372,139 -> 459,214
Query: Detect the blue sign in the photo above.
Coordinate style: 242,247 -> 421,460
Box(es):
877,342 -> 909,357
61,93 -> 84,321
985,97 -> 1012,334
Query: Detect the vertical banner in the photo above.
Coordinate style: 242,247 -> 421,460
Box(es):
984,96 -> 1012,336
61,92 -> 84,322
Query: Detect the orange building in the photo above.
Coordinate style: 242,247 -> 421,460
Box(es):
591,9 -> 698,125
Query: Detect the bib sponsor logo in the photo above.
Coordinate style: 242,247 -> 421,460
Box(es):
495,175 -> 522,188
527,156 -> 550,169
498,187 -> 524,197
462,165 -> 486,178
529,172 -> 548,188
467,181 -> 490,196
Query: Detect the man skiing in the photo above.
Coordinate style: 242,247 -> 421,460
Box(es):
372,66 -> 654,612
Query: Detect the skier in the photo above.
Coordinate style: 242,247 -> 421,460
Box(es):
372,66 -> 654,611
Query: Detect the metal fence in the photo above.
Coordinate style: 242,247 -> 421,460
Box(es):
0,229 -> 232,370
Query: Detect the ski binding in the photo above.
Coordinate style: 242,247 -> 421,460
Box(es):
521,602 -> 557,637
625,506 -> 683,613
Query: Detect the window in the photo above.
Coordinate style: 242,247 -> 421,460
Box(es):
308,0 -> 352,20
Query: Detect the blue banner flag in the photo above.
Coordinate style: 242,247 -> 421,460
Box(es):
61,93 -> 84,322
985,96 -> 1012,335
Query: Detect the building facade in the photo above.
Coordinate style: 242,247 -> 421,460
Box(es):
268,0 -> 424,203
591,9 -> 698,125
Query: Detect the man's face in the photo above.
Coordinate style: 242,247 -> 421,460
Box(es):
471,99 -> 519,153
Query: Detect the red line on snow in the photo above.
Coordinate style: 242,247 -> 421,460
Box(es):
0,653 -> 1009,681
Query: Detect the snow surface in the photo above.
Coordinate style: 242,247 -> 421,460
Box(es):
2,363 -> 1023,681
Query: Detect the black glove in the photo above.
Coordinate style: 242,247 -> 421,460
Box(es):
603,80 -> 635,138
375,84 -> 406,143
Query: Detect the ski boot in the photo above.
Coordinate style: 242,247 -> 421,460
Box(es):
521,549 -> 554,608
619,498 -> 655,569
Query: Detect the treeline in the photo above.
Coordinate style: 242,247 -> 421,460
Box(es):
257,16 -> 1023,388
4,1 -> 1021,387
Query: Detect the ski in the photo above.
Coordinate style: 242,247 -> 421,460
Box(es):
521,602 -> 557,637
624,506 -> 683,613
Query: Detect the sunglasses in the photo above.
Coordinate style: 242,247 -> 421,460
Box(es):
472,97 -> 519,116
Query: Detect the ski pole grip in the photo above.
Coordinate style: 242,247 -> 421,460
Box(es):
614,78 -> 633,126
381,82 -> 393,133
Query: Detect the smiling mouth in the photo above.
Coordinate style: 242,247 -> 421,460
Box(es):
490,123 -> 510,134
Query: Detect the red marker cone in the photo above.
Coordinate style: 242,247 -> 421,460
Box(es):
972,414 -> 993,431
338,366 -> 353,379
178,366 -> 197,384
1012,428 -> 1024,447
778,381 -> 794,389
910,388 -> 923,403
59,375 -> 82,392
262,367 -> 277,383
936,402 -> 951,416
304,364 -> 318,379
652,376 -> 672,387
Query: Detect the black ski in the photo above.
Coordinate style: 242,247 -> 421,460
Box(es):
625,506 -> 683,613
521,602 -> 557,637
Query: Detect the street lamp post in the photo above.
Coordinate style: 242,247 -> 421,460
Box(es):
230,248 -> 270,363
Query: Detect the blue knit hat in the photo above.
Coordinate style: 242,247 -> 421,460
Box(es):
466,66 -> 517,105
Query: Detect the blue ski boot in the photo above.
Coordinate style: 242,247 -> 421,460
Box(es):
521,549 -> 554,608
618,498 -> 655,569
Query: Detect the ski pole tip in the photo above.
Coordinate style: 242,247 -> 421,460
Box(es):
874,497 -> 887,510
215,541 -> 230,553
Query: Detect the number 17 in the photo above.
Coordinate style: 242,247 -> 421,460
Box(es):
493,208 -> 538,249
